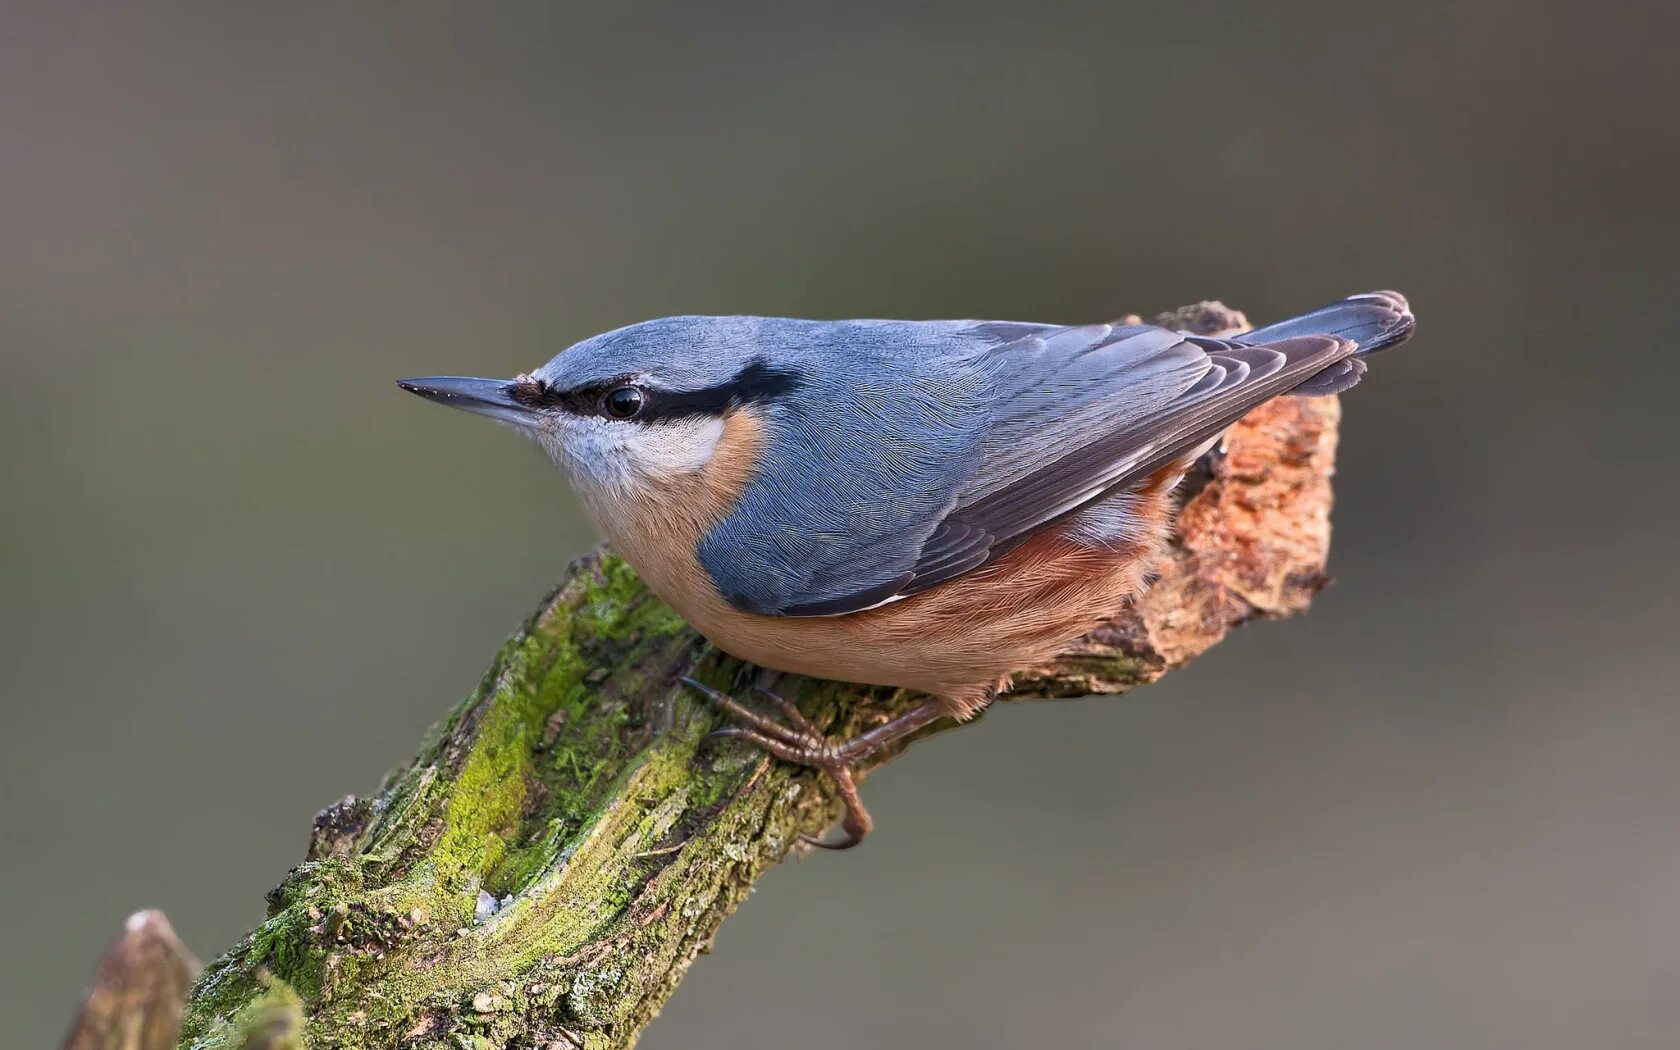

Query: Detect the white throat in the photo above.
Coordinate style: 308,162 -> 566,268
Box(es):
531,414 -> 726,494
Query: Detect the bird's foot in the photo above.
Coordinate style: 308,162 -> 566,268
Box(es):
680,677 -> 947,850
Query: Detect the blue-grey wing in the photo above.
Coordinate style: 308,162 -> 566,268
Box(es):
699,318 -> 1355,617
925,289 -> 1414,578
909,328 -> 1353,594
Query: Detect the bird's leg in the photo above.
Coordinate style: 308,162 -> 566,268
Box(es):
679,677 -> 950,849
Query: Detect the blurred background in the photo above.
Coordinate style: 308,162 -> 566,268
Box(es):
3,2 -> 1677,1047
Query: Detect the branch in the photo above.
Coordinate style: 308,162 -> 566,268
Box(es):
171,302 -> 1339,1050
63,912 -> 199,1050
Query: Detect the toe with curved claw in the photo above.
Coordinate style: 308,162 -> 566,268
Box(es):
680,677 -> 948,850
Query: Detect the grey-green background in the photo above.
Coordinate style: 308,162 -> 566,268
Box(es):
4,3 -> 1677,1047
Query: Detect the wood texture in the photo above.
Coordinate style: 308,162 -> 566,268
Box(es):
62,912 -> 199,1050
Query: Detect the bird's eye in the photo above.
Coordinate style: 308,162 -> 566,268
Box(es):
601,384 -> 646,420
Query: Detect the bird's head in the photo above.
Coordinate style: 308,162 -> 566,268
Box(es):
399,316 -> 806,497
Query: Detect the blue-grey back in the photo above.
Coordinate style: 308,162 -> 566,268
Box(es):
686,319 -> 999,614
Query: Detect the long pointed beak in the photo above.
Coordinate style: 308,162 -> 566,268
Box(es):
396,376 -> 536,426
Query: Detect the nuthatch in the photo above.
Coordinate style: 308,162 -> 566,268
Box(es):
401,291 -> 1414,847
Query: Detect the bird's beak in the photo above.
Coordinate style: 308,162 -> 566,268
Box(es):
396,376 -> 536,426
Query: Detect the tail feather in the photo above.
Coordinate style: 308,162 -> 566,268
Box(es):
1238,290 -> 1415,358
1288,354 -> 1368,396
1231,290 -> 1413,397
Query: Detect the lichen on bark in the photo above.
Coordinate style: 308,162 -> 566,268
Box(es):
173,302 -> 1342,1050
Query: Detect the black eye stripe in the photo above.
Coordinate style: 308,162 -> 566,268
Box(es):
511,358 -> 803,423
640,359 -> 803,420
507,375 -> 597,413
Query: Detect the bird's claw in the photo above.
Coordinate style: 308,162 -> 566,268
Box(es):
680,676 -> 874,849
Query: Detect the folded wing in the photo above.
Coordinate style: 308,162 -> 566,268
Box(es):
779,325 -> 1354,615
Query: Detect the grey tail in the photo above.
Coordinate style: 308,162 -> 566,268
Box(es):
1234,290 -> 1415,397
1238,290 -> 1414,357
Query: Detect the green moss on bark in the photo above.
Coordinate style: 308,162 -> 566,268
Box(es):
178,553 -> 836,1049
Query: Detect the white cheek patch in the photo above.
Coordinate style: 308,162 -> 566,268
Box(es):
535,415 -> 725,492
624,416 -> 725,479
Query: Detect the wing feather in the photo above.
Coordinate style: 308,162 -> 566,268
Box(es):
926,334 -> 1351,575
706,296 -> 1407,618
780,330 -> 1354,614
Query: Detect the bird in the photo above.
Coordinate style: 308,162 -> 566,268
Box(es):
400,290 -> 1414,847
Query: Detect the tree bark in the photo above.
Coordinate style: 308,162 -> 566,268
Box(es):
174,302 -> 1341,1050
63,912 -> 200,1050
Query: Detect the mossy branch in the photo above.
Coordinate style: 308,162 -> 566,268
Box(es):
152,302 -> 1339,1050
